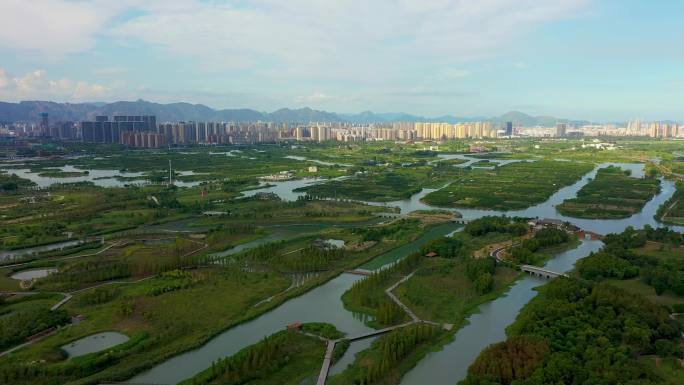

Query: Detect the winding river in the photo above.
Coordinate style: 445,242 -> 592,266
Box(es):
130,161 -> 682,384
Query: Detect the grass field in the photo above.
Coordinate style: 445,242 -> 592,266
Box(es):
557,166 -> 661,218
657,181 -> 684,225
606,278 -> 683,307
395,258 -> 519,323
422,160 -> 594,210
643,356 -> 684,385
0,268 -> 291,385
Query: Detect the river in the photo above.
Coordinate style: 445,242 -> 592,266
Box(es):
129,161 -> 682,384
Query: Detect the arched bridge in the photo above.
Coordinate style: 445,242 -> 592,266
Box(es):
520,265 -> 568,279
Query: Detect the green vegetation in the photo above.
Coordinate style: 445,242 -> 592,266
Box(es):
463,216 -> 528,237
557,166 -> 661,218
37,170 -> 90,178
0,170 -> 35,191
328,323 -> 443,385
464,336 -> 550,385
462,278 -> 682,385
180,328 -> 328,385
301,322 -> 345,340
657,181 -> 684,225
0,305 -> 70,350
461,226 -> 684,385
298,171 -> 423,201
395,258 -> 518,323
298,164 -> 461,202
344,252 -> 422,327
576,226 -> 684,296
423,160 -> 593,210
2,139 -> 683,385
0,268 -> 291,385
508,228 -> 573,265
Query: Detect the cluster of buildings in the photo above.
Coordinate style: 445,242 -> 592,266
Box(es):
2,113 -> 683,147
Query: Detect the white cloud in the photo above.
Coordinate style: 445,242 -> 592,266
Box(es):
443,69 -> 472,78
296,92 -> 334,104
0,67 -> 108,101
110,0 -> 589,79
0,0 -> 129,55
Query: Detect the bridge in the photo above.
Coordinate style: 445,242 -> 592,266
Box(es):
345,269 -> 373,276
520,265 -> 567,279
348,321 -> 417,342
315,340 -> 337,385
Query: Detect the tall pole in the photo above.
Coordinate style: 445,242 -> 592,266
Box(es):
169,159 -> 172,186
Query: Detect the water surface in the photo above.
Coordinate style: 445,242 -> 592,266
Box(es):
62,332 -> 130,358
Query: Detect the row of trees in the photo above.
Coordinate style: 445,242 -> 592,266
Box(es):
38,251 -> 211,292
353,324 -> 439,385
509,228 -> 570,264
346,252 -> 421,310
577,226 -> 683,295
186,331 -> 303,385
239,242 -> 346,273
354,219 -> 422,242
464,216 -> 528,237
0,307 -> 70,350
465,258 -> 496,294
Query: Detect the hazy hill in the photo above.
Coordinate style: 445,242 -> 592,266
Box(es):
0,100 -> 586,126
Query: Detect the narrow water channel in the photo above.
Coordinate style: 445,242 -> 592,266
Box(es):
131,161 -> 682,384
399,239 -> 603,385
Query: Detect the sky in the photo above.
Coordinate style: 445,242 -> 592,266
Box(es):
0,0 -> 682,121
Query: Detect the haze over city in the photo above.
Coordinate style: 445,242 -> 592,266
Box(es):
0,0 -> 683,121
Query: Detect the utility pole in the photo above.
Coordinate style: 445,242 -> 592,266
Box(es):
168,159 -> 173,186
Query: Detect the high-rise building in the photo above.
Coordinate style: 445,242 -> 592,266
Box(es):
39,113 -> 49,136
504,121 -> 513,136
555,123 -> 567,137
81,115 -> 157,144
649,122 -> 659,138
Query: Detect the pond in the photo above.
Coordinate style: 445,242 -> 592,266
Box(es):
0,164 -> 204,188
129,161 -> 683,385
0,240 -> 82,262
10,268 -> 57,280
284,155 -> 352,167
61,332 -> 130,358
239,178 -> 329,202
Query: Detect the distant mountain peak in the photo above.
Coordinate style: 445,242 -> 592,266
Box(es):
0,100 -> 588,126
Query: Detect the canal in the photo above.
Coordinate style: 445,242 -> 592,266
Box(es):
131,162 -> 683,384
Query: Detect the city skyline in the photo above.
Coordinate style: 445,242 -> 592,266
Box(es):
0,1 -> 683,121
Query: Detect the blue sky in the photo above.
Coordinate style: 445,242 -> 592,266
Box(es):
0,0 -> 682,121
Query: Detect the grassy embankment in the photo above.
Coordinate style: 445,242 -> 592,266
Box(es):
657,181 -> 684,225
422,160 -> 594,210
557,165 -> 661,218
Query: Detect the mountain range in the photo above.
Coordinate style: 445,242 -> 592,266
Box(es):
0,99 -> 591,126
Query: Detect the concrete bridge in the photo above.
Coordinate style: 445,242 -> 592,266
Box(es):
348,321 -> 417,342
316,340 -> 337,385
520,265 -> 567,279
345,269 -> 373,276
